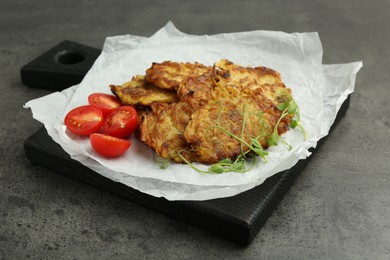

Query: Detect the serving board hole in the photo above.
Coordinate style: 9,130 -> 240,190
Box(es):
20,40 -> 101,90
55,49 -> 85,65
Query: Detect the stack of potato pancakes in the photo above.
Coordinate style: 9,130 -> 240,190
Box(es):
110,59 -> 293,164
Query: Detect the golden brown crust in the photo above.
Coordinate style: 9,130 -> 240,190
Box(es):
145,61 -> 211,91
110,75 -> 178,106
139,102 -> 199,163
250,83 -> 292,135
184,95 -> 274,164
213,59 -> 282,92
177,70 -> 214,110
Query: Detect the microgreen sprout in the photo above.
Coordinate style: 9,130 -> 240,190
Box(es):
268,98 -> 307,150
212,105 -> 269,162
175,151 -> 211,174
287,99 -> 307,140
172,150 -> 255,174
212,125 -> 268,162
268,106 -> 292,150
289,101 -> 307,140
156,156 -> 170,169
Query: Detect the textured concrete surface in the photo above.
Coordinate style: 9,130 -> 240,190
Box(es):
1,0 -> 389,259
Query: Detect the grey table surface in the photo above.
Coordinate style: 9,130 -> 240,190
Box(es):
1,0 -> 389,259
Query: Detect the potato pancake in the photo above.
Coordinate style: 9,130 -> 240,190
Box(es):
145,61 -> 211,91
184,60 -> 293,163
213,59 -> 282,91
184,92 -> 275,164
139,101 -> 199,163
110,75 -> 178,106
177,71 -> 214,110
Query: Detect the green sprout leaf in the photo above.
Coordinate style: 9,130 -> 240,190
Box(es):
290,119 -> 298,129
267,133 -> 279,147
231,161 -> 246,171
208,164 -> 225,174
218,158 -> 232,164
288,99 -> 298,114
276,101 -> 289,111
252,147 -> 268,162
156,156 -> 170,169
251,137 -> 261,148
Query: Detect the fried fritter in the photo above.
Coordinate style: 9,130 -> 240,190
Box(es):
184,60 -> 293,164
139,70 -> 215,163
250,83 -> 293,134
213,59 -> 282,91
184,87 -> 275,164
145,61 -> 211,91
139,101 -> 198,163
213,59 -> 292,135
177,71 -> 214,109
110,75 -> 178,106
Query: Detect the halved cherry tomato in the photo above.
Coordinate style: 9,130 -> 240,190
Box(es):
64,105 -> 103,135
103,106 -> 138,138
88,93 -> 122,116
90,133 -> 131,157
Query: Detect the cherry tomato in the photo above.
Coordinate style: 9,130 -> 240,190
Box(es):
64,105 -> 103,135
103,106 -> 138,138
90,133 -> 131,157
88,93 -> 122,116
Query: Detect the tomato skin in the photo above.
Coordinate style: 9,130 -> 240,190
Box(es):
88,93 -> 122,116
64,105 -> 104,135
90,133 -> 131,157
103,106 -> 139,138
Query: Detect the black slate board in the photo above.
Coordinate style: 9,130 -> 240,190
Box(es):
24,97 -> 349,245
22,41 -> 351,245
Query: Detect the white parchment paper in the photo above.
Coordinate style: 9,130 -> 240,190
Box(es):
24,22 -> 362,200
